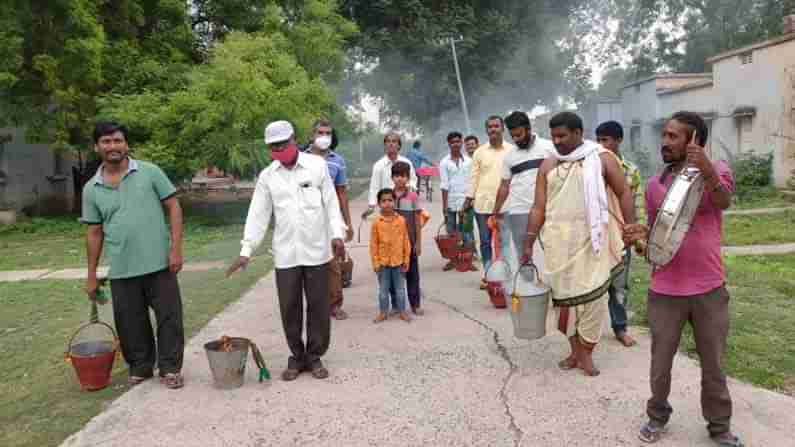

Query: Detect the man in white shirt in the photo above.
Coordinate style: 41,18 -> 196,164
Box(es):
439,131 -> 474,271
227,120 -> 346,382
492,111 -> 553,273
365,131 -> 418,216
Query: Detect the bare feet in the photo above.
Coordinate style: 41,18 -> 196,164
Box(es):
399,312 -> 412,322
412,306 -> 424,316
576,339 -> 601,377
558,356 -> 579,370
373,312 -> 387,323
616,331 -> 637,347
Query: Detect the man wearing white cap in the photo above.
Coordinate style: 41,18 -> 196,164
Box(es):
227,120 -> 346,381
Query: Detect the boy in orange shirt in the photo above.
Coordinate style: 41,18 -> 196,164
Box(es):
370,188 -> 412,323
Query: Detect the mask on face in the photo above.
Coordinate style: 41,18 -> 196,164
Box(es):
271,143 -> 299,165
314,135 -> 332,151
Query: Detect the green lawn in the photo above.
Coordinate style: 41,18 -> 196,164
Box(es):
0,252 -> 272,447
732,187 -> 794,210
0,179 -> 370,447
0,199 -> 249,271
627,253 -> 795,394
722,210 -> 795,246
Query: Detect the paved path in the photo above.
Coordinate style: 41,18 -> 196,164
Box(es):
722,243 -> 795,256
0,261 -> 227,282
725,206 -> 794,215
60,197 -> 795,447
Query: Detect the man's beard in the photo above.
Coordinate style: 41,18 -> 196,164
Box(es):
516,138 -> 530,149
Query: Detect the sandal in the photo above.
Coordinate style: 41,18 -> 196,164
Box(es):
333,308 -> 349,320
281,368 -> 301,381
310,364 -> 329,379
639,421 -> 666,443
711,433 -> 744,447
128,375 -> 151,386
159,372 -> 184,389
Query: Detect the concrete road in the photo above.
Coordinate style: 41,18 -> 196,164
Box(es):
61,195 -> 795,447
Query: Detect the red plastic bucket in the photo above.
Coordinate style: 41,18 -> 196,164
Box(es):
66,303 -> 119,392
487,281 -> 507,308
68,341 -> 117,391
454,244 -> 475,272
435,224 -> 460,260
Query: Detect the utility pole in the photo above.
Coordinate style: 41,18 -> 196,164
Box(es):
447,36 -> 471,135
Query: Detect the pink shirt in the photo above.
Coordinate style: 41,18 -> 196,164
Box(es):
645,161 -> 735,296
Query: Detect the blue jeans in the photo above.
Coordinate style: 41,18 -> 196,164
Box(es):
378,267 -> 407,313
608,249 -> 632,334
475,212 -> 511,272
445,210 -> 474,245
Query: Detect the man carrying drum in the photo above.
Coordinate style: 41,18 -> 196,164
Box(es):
624,111 -> 743,447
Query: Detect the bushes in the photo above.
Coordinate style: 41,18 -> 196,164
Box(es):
732,152 -> 773,198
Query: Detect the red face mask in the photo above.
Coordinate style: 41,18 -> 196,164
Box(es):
271,143 -> 299,165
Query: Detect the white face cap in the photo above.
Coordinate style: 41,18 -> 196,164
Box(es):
264,120 -> 294,144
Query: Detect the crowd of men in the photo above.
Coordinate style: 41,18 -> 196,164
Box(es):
81,106 -> 743,446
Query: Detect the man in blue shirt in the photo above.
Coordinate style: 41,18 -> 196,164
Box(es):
307,119 -> 354,320
407,140 -> 433,191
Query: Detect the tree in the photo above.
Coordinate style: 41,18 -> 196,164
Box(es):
584,0 -> 794,80
339,0 -> 589,132
102,2 -> 357,182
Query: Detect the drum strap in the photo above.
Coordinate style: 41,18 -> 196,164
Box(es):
510,159 -> 544,175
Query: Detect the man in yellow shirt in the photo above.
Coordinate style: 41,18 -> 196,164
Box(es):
464,116 -> 514,289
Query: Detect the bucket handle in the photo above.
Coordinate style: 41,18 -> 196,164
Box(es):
357,218 -> 367,244
511,262 -> 547,294
65,300 -> 119,361
436,222 -> 451,239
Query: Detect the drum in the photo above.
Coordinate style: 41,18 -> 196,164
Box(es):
646,167 -> 705,267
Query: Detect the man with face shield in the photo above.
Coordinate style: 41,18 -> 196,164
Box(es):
307,119 -> 354,320
491,111 -> 553,274
228,120 -> 346,382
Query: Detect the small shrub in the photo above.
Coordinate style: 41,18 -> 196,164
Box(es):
732,152 -> 773,198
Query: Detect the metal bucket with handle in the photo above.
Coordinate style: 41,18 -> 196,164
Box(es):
510,263 -> 550,340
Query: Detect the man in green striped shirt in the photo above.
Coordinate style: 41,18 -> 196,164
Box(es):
597,121 -> 640,348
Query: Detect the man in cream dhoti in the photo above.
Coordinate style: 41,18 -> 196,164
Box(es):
522,112 -> 637,376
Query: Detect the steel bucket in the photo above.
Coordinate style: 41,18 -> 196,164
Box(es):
204,337 -> 250,389
510,263 -> 550,340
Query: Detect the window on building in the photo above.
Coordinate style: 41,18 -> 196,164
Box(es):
630,126 -> 641,153
737,115 -> 754,152
740,52 -> 753,65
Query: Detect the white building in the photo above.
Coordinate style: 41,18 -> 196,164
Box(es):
584,18 -> 795,188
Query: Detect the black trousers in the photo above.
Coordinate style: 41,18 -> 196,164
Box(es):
275,263 -> 331,370
647,286 -> 733,436
110,269 -> 184,377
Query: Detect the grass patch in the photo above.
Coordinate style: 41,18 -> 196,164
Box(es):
627,253 -> 795,393
0,177 -> 370,446
0,253 -> 272,447
0,199 -> 250,271
722,210 -> 795,246
733,187 -> 793,210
